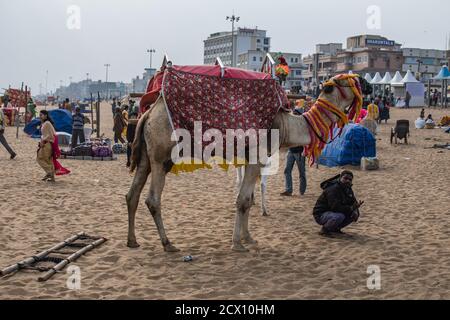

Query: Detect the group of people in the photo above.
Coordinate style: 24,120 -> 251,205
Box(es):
111,98 -> 139,167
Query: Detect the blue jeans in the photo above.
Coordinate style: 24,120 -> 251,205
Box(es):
284,151 -> 307,194
316,212 -> 354,232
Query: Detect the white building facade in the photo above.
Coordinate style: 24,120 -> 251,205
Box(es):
402,48 -> 448,80
203,28 -> 270,66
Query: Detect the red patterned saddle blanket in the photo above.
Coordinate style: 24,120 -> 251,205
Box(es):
140,65 -> 289,158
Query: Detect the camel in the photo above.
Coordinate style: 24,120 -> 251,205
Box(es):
126,74 -> 372,252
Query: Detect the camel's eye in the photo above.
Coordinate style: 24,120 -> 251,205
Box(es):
323,85 -> 334,94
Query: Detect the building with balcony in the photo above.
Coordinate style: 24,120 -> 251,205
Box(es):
203,28 -> 270,66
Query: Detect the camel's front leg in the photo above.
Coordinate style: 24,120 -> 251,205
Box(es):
145,163 -> 179,252
126,157 -> 150,248
233,164 -> 260,252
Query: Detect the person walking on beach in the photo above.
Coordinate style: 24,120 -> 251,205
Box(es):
126,110 -> 138,168
0,107 -> 17,159
37,110 -> 56,182
63,98 -> 72,112
71,106 -> 85,149
313,170 -> 364,236
280,108 -> 307,196
405,91 -> 411,109
111,98 -> 117,116
113,106 -> 126,144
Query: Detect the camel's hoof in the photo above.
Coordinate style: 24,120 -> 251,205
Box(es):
127,241 -> 140,248
232,243 -> 249,252
164,244 -> 180,252
242,237 -> 258,245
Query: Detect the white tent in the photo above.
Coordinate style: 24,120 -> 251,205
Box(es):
401,70 -> 419,83
370,72 -> 383,84
390,70 -> 425,107
390,71 -> 404,86
379,72 -> 392,84
364,73 -> 373,82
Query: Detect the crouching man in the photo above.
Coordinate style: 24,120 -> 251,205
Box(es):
313,170 -> 364,236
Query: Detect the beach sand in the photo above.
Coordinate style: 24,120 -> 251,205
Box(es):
0,104 -> 449,300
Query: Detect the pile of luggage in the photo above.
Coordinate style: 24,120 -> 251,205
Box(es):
61,139 -> 115,161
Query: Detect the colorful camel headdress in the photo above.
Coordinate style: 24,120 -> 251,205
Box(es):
303,74 -> 364,165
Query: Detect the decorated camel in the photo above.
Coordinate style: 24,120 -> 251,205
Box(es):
126,69 -> 372,252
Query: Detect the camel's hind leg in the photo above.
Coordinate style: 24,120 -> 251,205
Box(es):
233,164 -> 260,252
145,162 -> 179,252
126,156 -> 150,248
260,175 -> 268,216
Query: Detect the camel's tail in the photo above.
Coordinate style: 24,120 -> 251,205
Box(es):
130,109 -> 151,173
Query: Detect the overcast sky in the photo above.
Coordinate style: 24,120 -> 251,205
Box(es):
1,0 -> 449,94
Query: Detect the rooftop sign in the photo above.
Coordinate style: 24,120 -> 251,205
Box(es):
366,39 -> 395,46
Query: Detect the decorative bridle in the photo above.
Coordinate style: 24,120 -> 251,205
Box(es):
302,74 -> 363,165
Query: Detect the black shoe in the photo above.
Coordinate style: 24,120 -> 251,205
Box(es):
126,162 -> 131,168
280,191 -> 293,197
10,153 -> 16,160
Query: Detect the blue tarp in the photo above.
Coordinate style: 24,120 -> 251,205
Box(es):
318,124 -> 376,167
24,109 -> 72,138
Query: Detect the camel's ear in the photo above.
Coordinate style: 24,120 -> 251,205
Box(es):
323,85 -> 334,94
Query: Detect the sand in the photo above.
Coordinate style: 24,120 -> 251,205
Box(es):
0,104 -> 449,300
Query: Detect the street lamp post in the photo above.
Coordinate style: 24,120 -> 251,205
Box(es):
104,64 -> 110,99
226,14 -> 240,67
147,49 -> 156,69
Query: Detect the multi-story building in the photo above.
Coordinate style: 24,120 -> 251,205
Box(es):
302,50 -> 341,86
237,51 -> 304,90
402,48 -> 449,80
132,68 -> 157,93
346,35 -> 402,51
316,43 -> 343,56
336,35 -> 403,75
203,28 -> 270,66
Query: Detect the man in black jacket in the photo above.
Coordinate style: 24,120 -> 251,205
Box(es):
313,170 -> 364,236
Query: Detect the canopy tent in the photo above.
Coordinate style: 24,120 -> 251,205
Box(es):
389,70 -> 425,107
434,65 -> 450,80
390,71 -> 404,86
402,70 -> 420,83
433,65 -> 450,108
370,72 -> 383,84
24,109 -> 73,138
379,72 -> 392,84
318,124 -> 376,167
364,73 -> 373,83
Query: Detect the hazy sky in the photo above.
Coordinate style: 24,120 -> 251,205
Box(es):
1,0 -> 449,94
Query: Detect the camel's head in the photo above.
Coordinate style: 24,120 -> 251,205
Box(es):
320,74 -> 372,121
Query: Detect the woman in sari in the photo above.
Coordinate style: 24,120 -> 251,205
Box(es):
37,110 -> 70,182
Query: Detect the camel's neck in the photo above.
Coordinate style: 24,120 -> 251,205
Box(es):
272,94 -> 349,150
271,111 -> 311,148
